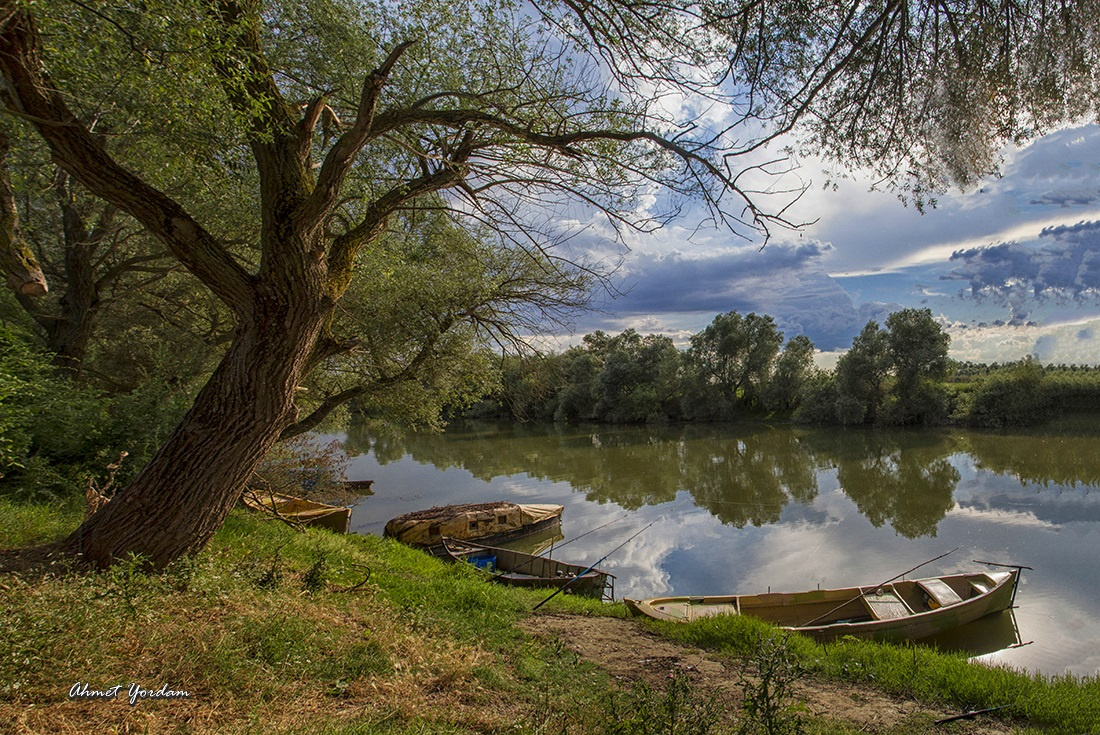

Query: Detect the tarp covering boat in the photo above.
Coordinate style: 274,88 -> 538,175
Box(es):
625,569 -> 1019,643
383,501 -> 563,548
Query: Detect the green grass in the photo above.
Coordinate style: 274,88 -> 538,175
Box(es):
0,500 -> 626,734
2,497 -> 1098,734
651,612 -> 1100,734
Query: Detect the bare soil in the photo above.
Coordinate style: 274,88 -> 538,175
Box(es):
520,614 -> 1017,734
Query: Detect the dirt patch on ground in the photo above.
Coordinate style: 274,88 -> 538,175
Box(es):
520,614 -> 1015,734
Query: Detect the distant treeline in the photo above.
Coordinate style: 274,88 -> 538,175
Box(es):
467,308 -> 1100,428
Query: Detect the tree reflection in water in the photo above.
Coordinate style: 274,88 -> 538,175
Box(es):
344,417 -> 1100,539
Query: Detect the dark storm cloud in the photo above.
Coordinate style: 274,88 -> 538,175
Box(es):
1030,190 -> 1100,208
615,241 -> 834,314
597,241 -> 901,350
946,220 -> 1100,302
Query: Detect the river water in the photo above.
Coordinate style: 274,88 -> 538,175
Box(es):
330,417 -> 1100,678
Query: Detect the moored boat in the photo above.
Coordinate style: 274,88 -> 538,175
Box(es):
624,569 -> 1020,643
442,537 -> 615,599
384,501 -> 563,551
242,490 -> 352,533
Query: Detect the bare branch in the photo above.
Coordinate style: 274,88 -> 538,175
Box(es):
299,40 -> 418,229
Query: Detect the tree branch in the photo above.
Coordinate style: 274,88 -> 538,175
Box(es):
326,136 -> 474,294
280,385 -> 368,440
0,2 -> 255,315
298,40 -> 417,230
0,127 -> 47,295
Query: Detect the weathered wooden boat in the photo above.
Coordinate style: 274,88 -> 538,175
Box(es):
242,490 -> 352,533
624,569 -> 1020,643
383,501 -> 563,551
442,538 -> 615,599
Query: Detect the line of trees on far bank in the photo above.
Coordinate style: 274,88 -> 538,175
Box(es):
467,308 -> 1100,428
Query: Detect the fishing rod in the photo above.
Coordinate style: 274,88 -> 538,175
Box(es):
799,547 -> 960,628
532,505 -> 682,611
549,512 -> 631,552
470,512 -> 633,583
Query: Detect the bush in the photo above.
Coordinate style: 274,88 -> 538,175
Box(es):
790,373 -> 838,425
0,327 -> 193,501
0,328 -> 104,499
879,380 -> 951,426
964,360 -> 1050,427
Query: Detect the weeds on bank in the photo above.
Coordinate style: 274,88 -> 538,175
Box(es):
736,632 -> 807,735
656,611 -> 1100,735
603,673 -> 722,735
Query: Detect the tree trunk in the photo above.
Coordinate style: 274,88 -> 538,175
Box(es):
62,288 -> 328,568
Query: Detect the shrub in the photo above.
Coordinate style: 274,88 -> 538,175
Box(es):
964,360 -> 1051,427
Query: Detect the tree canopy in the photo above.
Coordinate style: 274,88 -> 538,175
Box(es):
0,0 -> 825,567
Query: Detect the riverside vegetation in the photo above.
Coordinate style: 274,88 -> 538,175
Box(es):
3,497 -> 1099,734
471,308 -> 1100,429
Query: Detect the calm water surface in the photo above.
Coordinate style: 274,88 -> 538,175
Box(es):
331,418 -> 1100,678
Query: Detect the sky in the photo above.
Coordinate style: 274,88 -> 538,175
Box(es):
562,123 -> 1100,365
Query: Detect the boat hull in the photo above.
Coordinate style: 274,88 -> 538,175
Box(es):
242,491 -> 352,533
625,570 -> 1019,643
384,502 -> 563,550
442,538 -> 614,599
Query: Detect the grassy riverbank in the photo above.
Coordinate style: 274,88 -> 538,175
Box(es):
1,498 -> 1097,734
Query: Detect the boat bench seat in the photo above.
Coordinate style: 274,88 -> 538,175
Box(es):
917,579 -> 964,609
861,589 -> 912,620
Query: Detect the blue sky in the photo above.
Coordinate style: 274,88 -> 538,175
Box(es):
567,123 -> 1100,365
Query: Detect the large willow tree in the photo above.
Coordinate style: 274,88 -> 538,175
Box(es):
0,0 -> 805,567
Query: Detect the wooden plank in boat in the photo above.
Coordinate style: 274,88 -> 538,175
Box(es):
918,578 -> 964,608
862,590 -> 911,620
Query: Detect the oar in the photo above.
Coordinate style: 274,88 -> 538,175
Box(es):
799,547 -> 960,628
532,511 -> 671,611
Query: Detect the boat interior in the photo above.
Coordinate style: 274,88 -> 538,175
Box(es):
445,539 -> 615,598
646,573 -> 1006,626
737,573 -> 1000,627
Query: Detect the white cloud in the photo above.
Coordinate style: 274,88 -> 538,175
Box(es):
947,317 -> 1100,364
